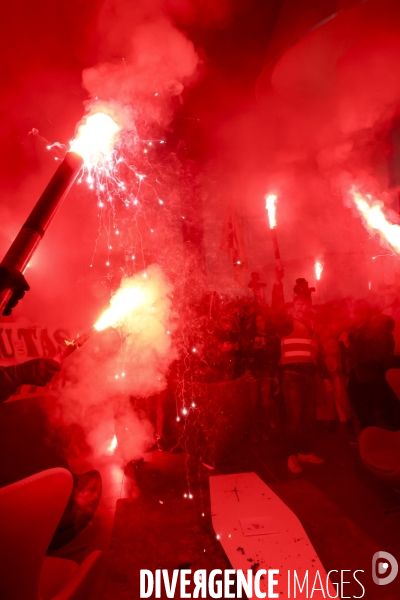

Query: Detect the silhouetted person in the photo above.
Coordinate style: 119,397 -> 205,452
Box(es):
280,279 -> 326,474
346,299 -> 398,430
246,312 -> 280,443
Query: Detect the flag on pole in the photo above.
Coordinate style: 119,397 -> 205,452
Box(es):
220,204 -> 248,282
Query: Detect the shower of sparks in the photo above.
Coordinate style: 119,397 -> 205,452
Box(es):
351,187 -> 400,253
45,105 -> 205,481
265,194 -> 277,229
42,102 -> 179,277
314,260 -> 323,281
69,112 -> 171,271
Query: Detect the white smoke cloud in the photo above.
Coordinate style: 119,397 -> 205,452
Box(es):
52,3 -> 201,460
82,16 -> 199,128
56,264 -> 177,461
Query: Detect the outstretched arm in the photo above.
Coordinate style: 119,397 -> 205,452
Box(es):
0,359 -> 60,403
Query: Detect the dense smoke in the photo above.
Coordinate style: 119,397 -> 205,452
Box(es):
82,17 -> 199,129
0,0 -> 208,459
52,0 -> 203,455
4,0 -> 400,457
55,264 -> 177,460
206,0 -> 400,302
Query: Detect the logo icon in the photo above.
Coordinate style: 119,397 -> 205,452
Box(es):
372,552 -> 398,586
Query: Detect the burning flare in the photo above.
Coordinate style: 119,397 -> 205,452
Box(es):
315,261 -> 323,281
94,284 -> 145,331
108,435 -> 118,453
351,187 -> 400,253
70,112 -> 120,165
265,194 -> 277,229
58,268 -> 169,363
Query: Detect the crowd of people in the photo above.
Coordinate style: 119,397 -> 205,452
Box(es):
1,264 -> 400,476
153,272 -> 400,473
1,262 -> 400,558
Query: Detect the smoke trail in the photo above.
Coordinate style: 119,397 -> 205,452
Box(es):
82,15 -> 199,129
45,0 -> 207,459
56,264 -> 177,460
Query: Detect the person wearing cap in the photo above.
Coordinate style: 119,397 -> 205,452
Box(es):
280,278 -> 327,474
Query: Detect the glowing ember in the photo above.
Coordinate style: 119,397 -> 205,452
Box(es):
94,284 -> 145,331
265,194 -> 277,229
315,261 -> 323,281
70,112 -> 120,165
108,434 -> 118,452
351,187 -> 400,253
